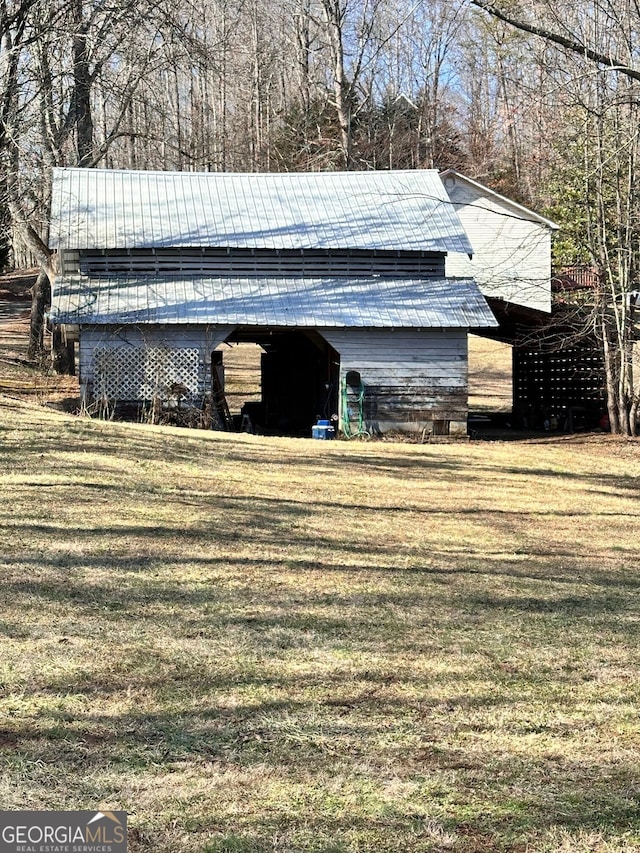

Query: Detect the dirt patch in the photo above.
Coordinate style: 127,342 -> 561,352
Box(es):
0,268 -> 38,300
0,269 -> 80,409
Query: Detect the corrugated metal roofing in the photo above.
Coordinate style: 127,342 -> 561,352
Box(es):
49,168 -> 474,255
51,274 -> 497,329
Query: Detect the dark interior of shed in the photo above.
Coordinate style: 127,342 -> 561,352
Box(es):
220,329 -> 340,437
473,298 -> 607,432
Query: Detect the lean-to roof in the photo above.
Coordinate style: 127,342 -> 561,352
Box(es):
51,274 -> 497,328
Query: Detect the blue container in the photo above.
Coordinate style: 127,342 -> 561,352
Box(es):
312,420 -> 335,440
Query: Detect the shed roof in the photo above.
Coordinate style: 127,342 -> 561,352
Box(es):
49,168 -> 474,255
51,274 -> 497,329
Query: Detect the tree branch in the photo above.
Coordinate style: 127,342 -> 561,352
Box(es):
8,203 -> 56,280
471,0 -> 640,83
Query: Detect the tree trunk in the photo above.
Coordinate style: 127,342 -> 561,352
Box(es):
630,396 -> 639,437
72,0 -> 94,165
28,269 -> 51,361
321,0 -> 352,169
600,308 -> 620,433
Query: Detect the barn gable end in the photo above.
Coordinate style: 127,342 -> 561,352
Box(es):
440,170 -> 558,315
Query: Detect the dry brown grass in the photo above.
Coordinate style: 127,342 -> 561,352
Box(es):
1,282 -> 639,852
217,343 -> 263,415
468,335 -> 512,412
0,393 -> 639,853
0,274 -> 80,407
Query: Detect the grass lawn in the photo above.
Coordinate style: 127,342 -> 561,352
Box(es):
468,336 -> 512,413
1,393 -> 639,852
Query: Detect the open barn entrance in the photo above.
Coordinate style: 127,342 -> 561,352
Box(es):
468,334 -> 513,417
216,330 -> 340,437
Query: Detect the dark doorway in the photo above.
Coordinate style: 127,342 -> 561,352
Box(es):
223,329 -> 339,436
260,330 -> 339,436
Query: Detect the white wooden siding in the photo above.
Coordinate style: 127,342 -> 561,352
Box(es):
442,176 -> 553,313
78,324 -> 233,403
321,328 -> 468,434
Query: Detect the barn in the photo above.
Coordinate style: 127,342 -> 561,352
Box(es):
49,167 -> 497,437
440,171 -> 606,428
440,169 -> 557,315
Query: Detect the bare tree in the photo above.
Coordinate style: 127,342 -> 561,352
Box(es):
471,0 -> 640,83
472,0 -> 640,434
1,0 -> 180,356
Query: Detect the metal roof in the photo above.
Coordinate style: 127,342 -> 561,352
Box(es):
51,274 -> 497,328
49,168 -> 474,255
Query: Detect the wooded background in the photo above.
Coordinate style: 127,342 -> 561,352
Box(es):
1,0 -> 639,432
2,0 -> 634,254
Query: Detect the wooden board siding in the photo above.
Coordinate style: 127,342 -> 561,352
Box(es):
320,328 -> 468,435
442,176 -> 552,314
513,341 -> 606,429
78,324 -> 233,405
71,248 -> 447,279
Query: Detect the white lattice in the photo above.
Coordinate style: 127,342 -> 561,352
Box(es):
93,346 -> 200,401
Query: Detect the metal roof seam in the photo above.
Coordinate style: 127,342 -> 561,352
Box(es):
51,273 -> 497,329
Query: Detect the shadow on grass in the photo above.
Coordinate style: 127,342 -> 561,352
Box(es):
2,562 -> 639,849
1,549 -> 639,621
2,412 -> 638,499
2,408 -> 640,850
2,701 -> 639,851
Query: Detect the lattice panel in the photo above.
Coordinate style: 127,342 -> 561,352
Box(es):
93,346 -> 201,401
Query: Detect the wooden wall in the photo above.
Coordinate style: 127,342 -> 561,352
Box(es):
442,175 -> 553,315
72,248 -> 447,279
78,324 -> 233,407
513,341 -> 606,429
320,328 -> 469,436
77,323 -> 470,437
